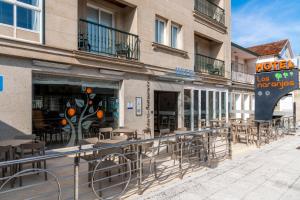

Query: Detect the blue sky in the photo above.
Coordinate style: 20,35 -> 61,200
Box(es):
232,0 -> 300,55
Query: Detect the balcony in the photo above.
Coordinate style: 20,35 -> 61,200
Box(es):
231,63 -> 254,84
195,54 -> 225,76
78,19 -> 140,60
194,0 -> 225,25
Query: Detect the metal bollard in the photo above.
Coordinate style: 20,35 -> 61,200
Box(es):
74,155 -> 79,200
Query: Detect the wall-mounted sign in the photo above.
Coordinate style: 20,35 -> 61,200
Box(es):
175,67 -> 195,78
0,75 -> 3,92
255,60 -> 299,120
256,59 -> 295,73
136,97 -> 142,116
127,102 -> 133,110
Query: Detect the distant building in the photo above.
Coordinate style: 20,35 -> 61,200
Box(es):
230,43 -> 258,120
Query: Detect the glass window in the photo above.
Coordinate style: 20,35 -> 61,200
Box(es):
221,92 -> 226,118
208,91 -> 214,120
215,92 -> 220,119
155,18 -> 165,44
201,90 -> 206,120
0,1 -> 13,25
171,24 -> 178,48
17,6 -> 40,30
18,0 -> 39,6
194,90 -> 199,129
33,83 -> 119,147
184,89 -> 191,130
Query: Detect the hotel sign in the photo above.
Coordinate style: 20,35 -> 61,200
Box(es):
255,59 -> 299,120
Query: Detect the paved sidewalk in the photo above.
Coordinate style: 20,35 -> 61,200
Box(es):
137,134 -> 300,200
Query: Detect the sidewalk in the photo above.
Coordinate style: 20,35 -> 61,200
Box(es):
137,133 -> 300,200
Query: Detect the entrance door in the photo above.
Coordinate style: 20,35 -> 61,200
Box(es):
154,91 -> 178,134
87,7 -> 114,54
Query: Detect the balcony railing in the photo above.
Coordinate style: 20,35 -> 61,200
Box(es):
231,63 -> 254,84
78,19 -> 140,60
195,54 -> 225,76
231,71 -> 254,84
194,0 -> 225,25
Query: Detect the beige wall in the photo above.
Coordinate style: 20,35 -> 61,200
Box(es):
45,0 -> 78,49
0,57 -> 32,138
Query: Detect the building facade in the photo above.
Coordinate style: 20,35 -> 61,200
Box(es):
0,0 -> 231,143
230,43 -> 257,120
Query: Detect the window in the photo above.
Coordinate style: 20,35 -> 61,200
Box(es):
0,0 -> 42,32
155,18 -> 165,44
0,1 -> 13,25
18,0 -> 39,6
171,24 -> 179,48
17,6 -> 40,30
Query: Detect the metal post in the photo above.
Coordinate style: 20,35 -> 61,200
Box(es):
228,127 -> 232,159
137,144 -> 142,195
179,136 -> 183,179
74,155 -> 79,200
257,122 -> 261,148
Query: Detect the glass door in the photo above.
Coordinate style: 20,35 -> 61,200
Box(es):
87,7 -> 99,52
184,90 -> 191,130
99,11 -> 114,54
194,90 -> 199,129
87,7 -> 114,54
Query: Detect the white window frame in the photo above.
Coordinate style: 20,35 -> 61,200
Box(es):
155,17 -> 166,45
0,0 -> 43,43
86,3 -> 115,28
170,23 -> 180,49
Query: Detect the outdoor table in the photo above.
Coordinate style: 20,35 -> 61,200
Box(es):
112,128 -> 137,139
0,139 -> 33,147
83,138 -> 128,146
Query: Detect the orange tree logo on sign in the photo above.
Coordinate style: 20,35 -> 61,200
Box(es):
256,71 -> 296,90
256,60 -> 295,73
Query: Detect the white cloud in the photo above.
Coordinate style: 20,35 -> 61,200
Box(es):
232,0 -> 300,54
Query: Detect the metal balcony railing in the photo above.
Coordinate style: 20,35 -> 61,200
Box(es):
78,19 -> 140,60
194,0 -> 225,25
195,54 -> 225,76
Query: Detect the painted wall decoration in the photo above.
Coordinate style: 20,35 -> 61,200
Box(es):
60,87 -> 104,146
255,59 -> 299,120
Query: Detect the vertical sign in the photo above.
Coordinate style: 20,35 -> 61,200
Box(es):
255,60 -> 299,120
136,97 -> 142,116
0,75 -> 3,92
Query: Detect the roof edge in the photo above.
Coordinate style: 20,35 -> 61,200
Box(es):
231,42 -> 259,57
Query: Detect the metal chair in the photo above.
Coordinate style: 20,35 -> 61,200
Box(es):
17,141 -> 47,186
0,145 -> 14,187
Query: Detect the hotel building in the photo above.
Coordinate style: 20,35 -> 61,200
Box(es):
0,0 -> 231,144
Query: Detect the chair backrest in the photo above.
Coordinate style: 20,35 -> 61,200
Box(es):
99,127 -> 113,133
111,135 -> 128,140
20,141 -> 45,157
14,134 -> 36,140
0,145 -> 13,161
159,129 -> 170,137
93,143 -> 121,158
